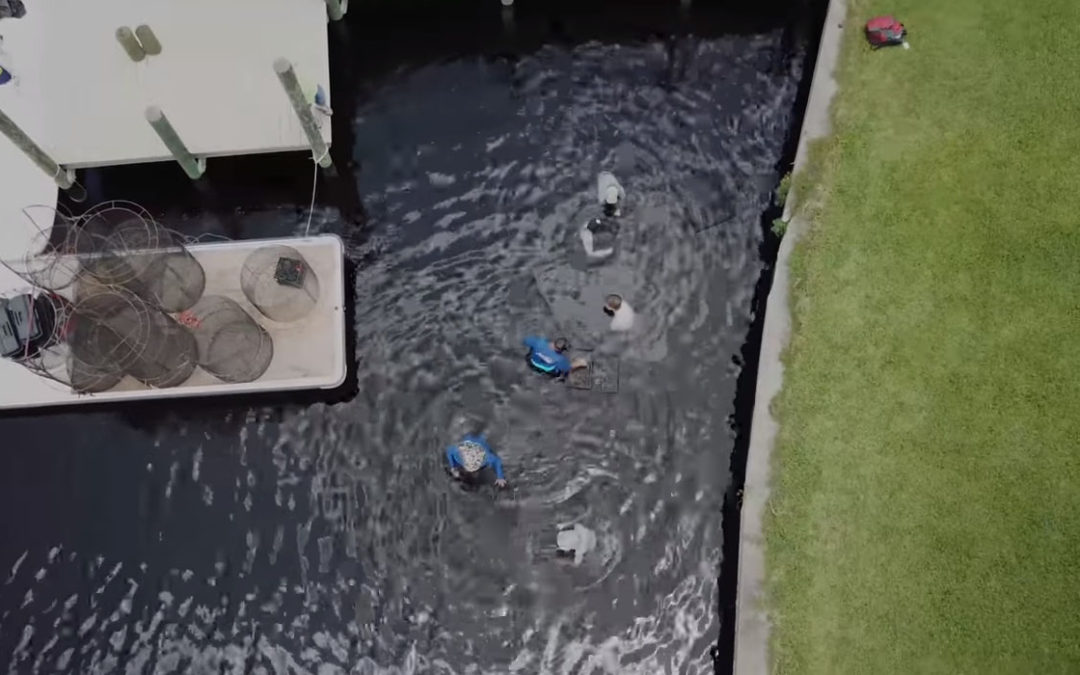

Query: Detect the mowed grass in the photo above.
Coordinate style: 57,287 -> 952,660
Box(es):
767,0 -> 1080,673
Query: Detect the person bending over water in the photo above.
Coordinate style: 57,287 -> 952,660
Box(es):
580,217 -> 617,260
604,294 -> 635,332
446,434 -> 507,488
579,172 -> 624,260
597,171 -> 625,217
524,336 -> 588,378
556,523 -> 597,565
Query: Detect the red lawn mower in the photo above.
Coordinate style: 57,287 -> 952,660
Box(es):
865,15 -> 908,49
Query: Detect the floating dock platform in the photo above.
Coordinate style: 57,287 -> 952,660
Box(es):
0,234 -> 347,410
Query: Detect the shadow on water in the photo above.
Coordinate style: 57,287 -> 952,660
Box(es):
713,1 -> 829,671
10,1 -> 827,673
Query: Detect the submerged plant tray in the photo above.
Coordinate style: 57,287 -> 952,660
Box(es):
567,367 -> 591,390
591,357 -> 619,393
567,356 -> 619,393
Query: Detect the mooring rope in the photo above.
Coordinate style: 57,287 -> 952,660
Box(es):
305,147 -> 329,237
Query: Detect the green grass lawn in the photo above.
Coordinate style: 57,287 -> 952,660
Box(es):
767,0 -> 1080,672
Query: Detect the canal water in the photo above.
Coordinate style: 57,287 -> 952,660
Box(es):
0,2 -> 818,673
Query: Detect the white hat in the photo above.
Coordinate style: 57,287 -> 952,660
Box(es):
458,441 -> 487,473
604,185 -> 620,205
557,528 -> 581,552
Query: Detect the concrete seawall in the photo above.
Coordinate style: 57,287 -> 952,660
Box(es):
732,0 -> 846,672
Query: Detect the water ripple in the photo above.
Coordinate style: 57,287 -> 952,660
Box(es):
0,31 -> 803,675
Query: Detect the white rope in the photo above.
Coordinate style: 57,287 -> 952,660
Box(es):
183,232 -> 232,245
304,147 -> 328,237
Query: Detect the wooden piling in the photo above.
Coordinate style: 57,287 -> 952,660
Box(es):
115,27 -> 146,62
273,58 -> 334,169
324,0 -> 348,21
145,106 -> 205,179
501,0 -> 515,30
134,25 -> 163,55
0,108 -> 75,190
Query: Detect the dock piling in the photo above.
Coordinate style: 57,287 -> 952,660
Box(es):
0,107 -> 78,193
145,106 -> 205,179
273,58 -> 334,169
501,0 -> 515,31
324,0 -> 348,21
115,27 -> 146,62
134,25 -> 163,55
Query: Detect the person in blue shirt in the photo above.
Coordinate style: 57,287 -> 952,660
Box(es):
523,336 -> 587,378
446,434 -> 507,488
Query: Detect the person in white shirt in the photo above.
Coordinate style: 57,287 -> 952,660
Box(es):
596,172 -> 625,217
579,172 -> 625,260
604,294 -> 635,332
555,523 -> 597,565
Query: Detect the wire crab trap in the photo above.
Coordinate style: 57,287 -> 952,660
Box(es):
3,290 -> 123,393
11,286 -> 199,392
240,244 -> 320,323
70,285 -> 198,389
0,205 -> 84,292
178,295 -> 274,383
70,200 -> 206,312
1,200 -> 207,314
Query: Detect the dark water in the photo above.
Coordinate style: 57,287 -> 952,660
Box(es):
0,3 -> 817,673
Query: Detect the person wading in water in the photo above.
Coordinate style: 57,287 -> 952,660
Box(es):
446,434 -> 508,488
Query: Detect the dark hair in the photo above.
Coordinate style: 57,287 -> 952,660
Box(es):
553,337 -> 570,353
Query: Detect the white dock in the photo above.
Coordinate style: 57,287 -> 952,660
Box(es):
0,235 -> 348,410
0,0 -> 332,168
0,0 -> 335,265
0,0 -> 343,410
0,142 -> 58,262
